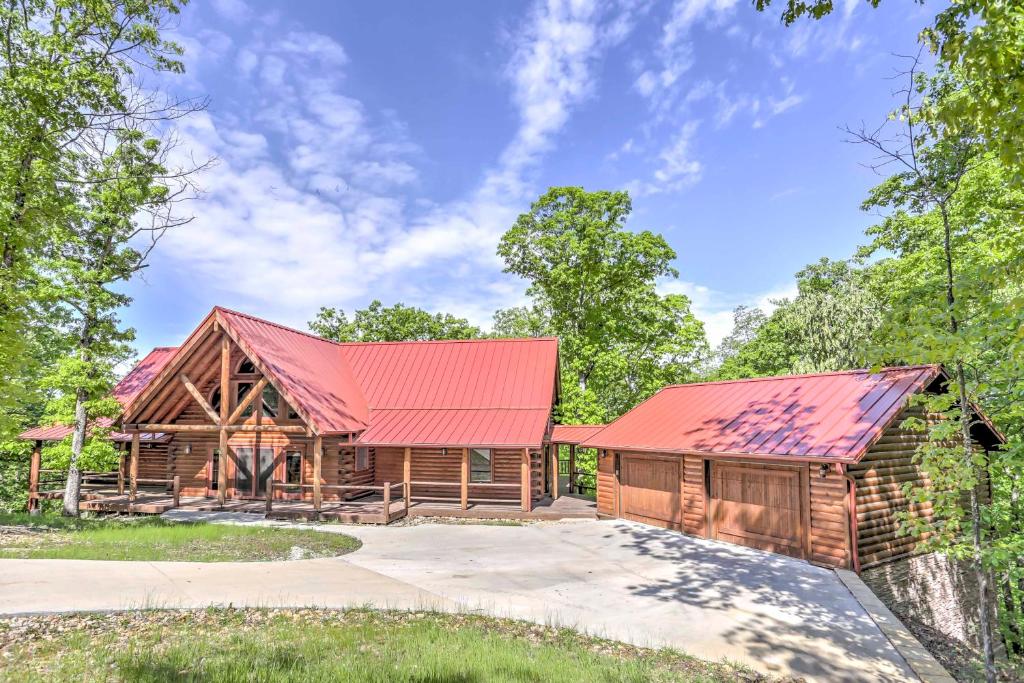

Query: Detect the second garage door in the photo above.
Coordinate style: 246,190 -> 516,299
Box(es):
619,455 -> 681,529
710,462 -> 805,559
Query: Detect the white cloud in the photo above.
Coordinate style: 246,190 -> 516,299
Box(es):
211,0 -> 250,23
659,279 -> 797,346
153,0 -> 636,331
627,120 -> 702,196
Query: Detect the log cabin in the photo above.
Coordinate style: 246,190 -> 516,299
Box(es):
23,306 -> 570,521
581,365 -> 1003,571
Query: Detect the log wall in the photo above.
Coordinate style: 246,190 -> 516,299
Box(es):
807,464 -> 850,568
848,405 -> 935,569
682,454 -> 705,536
596,449 -> 615,516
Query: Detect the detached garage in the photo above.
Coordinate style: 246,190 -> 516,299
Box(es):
582,365 -> 1003,571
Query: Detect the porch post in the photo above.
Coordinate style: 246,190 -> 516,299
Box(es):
117,447 -> 125,495
521,448 -> 531,512
550,445 -> 559,500
403,446 -> 411,485
312,434 -> 323,512
460,448 -> 469,511
218,333 -> 230,506
129,432 -> 140,504
569,444 -> 576,494
28,440 -> 41,515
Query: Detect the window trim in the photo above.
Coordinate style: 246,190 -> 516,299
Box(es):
469,447 -> 493,483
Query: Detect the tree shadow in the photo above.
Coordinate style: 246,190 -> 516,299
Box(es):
607,521 -> 917,682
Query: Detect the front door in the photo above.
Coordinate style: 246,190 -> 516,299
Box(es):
233,446 -> 276,498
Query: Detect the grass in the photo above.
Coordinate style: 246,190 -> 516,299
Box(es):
0,513 -> 360,562
0,608 -> 772,682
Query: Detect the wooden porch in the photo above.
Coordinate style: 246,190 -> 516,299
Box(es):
31,479 -> 597,524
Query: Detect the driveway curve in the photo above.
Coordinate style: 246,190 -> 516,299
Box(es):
0,514 -> 916,682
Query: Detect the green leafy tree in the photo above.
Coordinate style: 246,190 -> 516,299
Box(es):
752,0 -> 1024,180
853,64 -> 1024,680
310,300 -> 482,342
496,187 -> 708,423
712,258 -> 882,380
44,127 -> 201,516
0,1 -> 205,516
0,0 -> 197,442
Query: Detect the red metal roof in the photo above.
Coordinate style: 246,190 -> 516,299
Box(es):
217,308 -> 370,434
550,424 -> 605,445
581,366 -> 942,462
20,347 -> 177,442
112,347 -> 177,406
215,309 -> 559,445
339,336 -> 559,446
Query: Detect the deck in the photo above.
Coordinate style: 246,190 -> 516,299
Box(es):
41,485 -> 598,524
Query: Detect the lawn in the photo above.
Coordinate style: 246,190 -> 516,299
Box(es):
0,514 -> 360,562
0,609 -> 771,682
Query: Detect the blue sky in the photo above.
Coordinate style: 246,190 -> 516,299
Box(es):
126,0 -> 934,356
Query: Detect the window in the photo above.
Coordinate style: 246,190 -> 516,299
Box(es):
236,382 -> 254,417
210,387 -> 221,412
262,385 -> 279,418
287,404 -> 299,420
470,448 -> 492,483
210,449 -> 220,491
237,359 -> 257,374
285,451 -> 302,485
355,446 -> 369,472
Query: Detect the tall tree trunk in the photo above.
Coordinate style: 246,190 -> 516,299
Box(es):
61,386 -> 88,517
942,202 -> 995,681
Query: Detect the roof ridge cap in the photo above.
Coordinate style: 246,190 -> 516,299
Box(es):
336,336 -> 558,347
664,364 -> 939,389
214,306 -> 346,347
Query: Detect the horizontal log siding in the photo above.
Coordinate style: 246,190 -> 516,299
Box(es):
682,455 -> 705,536
137,442 -> 170,482
374,447 -> 541,504
849,406 -> 935,569
808,464 -> 850,568
596,450 -> 615,516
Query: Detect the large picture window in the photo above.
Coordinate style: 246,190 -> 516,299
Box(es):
470,448 -> 492,483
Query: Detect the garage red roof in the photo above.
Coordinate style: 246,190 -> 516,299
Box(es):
581,365 -> 943,462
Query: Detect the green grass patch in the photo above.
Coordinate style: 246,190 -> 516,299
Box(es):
0,609 -> 771,682
0,514 -> 360,562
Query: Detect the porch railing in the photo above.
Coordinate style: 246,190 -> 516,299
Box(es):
406,480 -> 521,507
30,470 -> 181,508
265,480 -> 410,522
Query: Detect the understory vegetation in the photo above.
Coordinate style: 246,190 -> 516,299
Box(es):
0,608 -> 770,683
0,514 -> 360,562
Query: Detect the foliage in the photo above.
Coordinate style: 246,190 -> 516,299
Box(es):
0,1 -> 205,515
751,0 -> 1024,181
310,300 -> 482,342
0,608 -> 763,683
712,258 -> 882,380
496,187 -> 708,423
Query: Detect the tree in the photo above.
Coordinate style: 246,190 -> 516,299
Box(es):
853,63 -> 1023,680
0,1 -> 207,516
310,300 -> 482,342
712,258 -> 882,380
497,187 -> 708,423
0,1 -> 200,442
752,0 -> 1024,181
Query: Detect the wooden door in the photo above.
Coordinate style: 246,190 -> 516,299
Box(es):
710,462 -> 805,559
619,455 -> 681,529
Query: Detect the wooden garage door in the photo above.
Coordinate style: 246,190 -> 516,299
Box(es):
619,455 -> 681,529
711,463 -> 804,559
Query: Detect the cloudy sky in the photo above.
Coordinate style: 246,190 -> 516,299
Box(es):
126,0 -> 932,355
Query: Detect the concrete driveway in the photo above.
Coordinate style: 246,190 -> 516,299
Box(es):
0,514 -> 915,682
